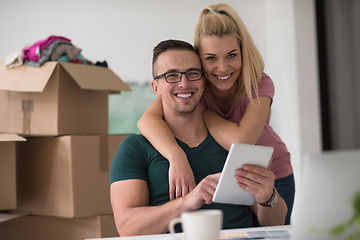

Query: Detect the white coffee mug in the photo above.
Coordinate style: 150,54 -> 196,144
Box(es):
168,209 -> 223,240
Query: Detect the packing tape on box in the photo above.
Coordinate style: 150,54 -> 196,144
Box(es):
22,100 -> 33,135
99,135 -> 108,172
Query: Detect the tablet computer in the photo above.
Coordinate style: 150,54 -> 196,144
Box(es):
212,143 -> 274,205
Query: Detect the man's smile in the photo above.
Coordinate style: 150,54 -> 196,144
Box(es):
175,91 -> 194,98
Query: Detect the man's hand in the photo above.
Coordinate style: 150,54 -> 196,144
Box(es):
182,173 -> 221,211
169,159 -> 196,200
234,164 -> 275,204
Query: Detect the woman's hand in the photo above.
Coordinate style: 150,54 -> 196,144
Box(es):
234,164 -> 275,204
169,158 -> 196,200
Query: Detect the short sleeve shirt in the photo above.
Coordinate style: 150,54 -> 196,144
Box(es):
110,133 -> 252,229
201,73 -> 292,179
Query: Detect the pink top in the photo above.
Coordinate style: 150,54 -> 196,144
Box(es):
23,35 -> 71,62
202,73 -> 293,179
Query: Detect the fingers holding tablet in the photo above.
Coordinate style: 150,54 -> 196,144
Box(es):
235,165 -> 275,204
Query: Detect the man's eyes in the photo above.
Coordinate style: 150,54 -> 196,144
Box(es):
187,71 -> 200,77
167,73 -> 178,78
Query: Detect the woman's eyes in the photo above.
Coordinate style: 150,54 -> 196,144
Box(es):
206,56 -> 216,61
205,54 -> 237,61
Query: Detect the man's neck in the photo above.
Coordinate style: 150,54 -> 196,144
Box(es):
164,108 -> 208,148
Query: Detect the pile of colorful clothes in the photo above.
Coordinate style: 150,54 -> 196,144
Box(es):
4,35 -> 107,68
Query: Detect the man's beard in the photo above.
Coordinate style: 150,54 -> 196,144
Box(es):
173,102 -> 198,116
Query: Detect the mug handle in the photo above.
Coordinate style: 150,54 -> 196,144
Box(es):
168,217 -> 182,234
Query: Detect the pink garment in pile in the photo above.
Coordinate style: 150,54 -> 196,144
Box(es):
23,35 -> 71,62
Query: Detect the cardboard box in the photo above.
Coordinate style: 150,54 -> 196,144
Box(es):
0,134 -> 25,210
0,210 -> 29,223
0,214 -> 119,240
16,134 -> 128,218
0,60 -> 130,136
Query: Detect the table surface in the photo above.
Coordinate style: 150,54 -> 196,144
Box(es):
87,225 -> 292,240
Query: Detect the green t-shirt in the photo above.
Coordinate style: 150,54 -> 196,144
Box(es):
109,133 -> 251,229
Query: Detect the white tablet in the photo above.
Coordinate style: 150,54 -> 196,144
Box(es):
212,143 -> 274,205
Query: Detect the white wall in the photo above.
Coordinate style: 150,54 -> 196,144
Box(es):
0,0 -> 270,83
0,0 -> 322,220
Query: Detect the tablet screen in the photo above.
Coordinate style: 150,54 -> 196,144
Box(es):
212,143 -> 274,205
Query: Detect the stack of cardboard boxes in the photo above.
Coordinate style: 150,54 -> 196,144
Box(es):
0,60 -> 131,239
0,134 -> 25,211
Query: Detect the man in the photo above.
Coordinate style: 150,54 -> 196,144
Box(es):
109,40 -> 287,236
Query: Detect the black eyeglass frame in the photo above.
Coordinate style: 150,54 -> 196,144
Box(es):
154,69 -> 203,83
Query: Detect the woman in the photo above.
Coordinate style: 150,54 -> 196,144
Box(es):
137,3 -> 294,225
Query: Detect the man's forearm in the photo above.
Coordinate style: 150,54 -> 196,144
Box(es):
115,197 -> 188,236
111,174 -> 220,236
256,194 -> 287,226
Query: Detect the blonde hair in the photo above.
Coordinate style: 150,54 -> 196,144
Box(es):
194,3 -> 264,106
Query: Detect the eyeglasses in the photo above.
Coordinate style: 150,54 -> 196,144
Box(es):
154,69 -> 203,83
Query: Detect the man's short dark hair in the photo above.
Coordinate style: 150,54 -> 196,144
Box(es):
152,39 -> 197,66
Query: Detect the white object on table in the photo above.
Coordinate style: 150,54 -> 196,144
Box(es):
86,225 -> 292,240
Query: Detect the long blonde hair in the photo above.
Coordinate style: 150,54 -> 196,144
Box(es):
194,3 -> 264,106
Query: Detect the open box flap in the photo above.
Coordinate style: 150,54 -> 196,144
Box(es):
0,133 -> 26,142
0,60 -> 57,92
60,62 -> 131,92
